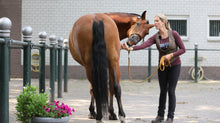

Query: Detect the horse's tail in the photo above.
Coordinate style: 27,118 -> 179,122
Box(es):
91,20 -> 108,116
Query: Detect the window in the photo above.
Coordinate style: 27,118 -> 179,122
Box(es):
209,20 -> 220,37
167,16 -> 189,40
169,20 -> 187,36
208,17 -> 220,41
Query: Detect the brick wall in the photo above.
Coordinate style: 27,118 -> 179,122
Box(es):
0,0 -> 22,78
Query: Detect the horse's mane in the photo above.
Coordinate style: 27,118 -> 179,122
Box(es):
105,12 -> 140,17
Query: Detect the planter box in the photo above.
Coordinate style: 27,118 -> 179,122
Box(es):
32,116 -> 70,123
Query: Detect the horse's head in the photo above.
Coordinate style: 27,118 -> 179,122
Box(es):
127,11 -> 154,47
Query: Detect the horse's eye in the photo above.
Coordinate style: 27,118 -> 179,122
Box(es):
137,22 -> 140,26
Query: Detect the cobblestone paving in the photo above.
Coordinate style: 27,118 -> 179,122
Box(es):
9,79 -> 220,123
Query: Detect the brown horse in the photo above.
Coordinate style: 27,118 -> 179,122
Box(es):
105,11 -> 154,45
69,11 -> 154,123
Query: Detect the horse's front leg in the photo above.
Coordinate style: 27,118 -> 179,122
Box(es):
88,87 -> 97,119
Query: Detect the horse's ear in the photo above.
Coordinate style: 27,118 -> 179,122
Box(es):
141,11 -> 146,20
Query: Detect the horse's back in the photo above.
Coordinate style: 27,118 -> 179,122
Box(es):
69,13 -> 120,66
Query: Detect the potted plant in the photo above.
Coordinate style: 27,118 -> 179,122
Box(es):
16,84 -> 75,123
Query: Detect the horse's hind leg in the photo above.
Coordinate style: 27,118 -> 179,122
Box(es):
108,81 -> 117,120
85,66 -> 97,119
108,63 -> 126,122
88,87 -> 97,119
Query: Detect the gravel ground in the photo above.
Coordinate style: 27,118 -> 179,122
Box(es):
9,79 -> 220,123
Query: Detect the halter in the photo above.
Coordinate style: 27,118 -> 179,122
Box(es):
130,33 -> 142,41
127,33 -> 143,47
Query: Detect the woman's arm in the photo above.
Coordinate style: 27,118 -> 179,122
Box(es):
172,31 -> 186,57
132,34 -> 156,50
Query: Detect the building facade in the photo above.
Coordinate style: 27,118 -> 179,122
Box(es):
1,0 -> 220,80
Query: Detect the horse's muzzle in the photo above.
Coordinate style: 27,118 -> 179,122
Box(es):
126,34 -> 140,47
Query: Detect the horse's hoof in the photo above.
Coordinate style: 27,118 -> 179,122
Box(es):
109,113 -> 117,120
95,120 -> 103,123
88,112 -> 97,119
119,116 -> 126,123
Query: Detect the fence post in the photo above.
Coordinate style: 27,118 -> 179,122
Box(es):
148,47 -> 152,82
22,26 -> 32,86
49,35 -> 56,102
39,32 -> 47,93
63,39 -> 68,92
57,37 -> 63,98
55,45 -> 57,81
194,43 -> 198,83
0,17 -> 11,123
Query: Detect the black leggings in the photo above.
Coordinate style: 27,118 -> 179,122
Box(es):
157,64 -> 181,119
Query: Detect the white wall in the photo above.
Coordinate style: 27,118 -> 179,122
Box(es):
22,0 -> 220,66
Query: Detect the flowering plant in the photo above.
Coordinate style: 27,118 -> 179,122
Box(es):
42,100 -> 75,118
16,84 -> 74,123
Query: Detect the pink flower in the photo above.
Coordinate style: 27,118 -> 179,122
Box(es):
61,105 -> 65,110
54,101 -> 59,106
60,110 -> 66,113
56,105 -> 61,109
45,101 -> 75,116
64,105 -> 69,110
67,108 -> 71,113
45,108 -> 50,112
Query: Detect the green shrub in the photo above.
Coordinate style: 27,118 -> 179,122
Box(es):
15,84 -> 48,123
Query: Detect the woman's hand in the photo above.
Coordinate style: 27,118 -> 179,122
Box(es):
164,53 -> 173,62
121,42 -> 133,51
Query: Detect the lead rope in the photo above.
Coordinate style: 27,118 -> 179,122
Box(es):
128,51 -> 170,83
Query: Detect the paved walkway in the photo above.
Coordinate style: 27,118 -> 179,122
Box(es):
9,79 -> 220,123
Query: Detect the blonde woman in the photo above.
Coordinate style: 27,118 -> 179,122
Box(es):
121,14 -> 185,123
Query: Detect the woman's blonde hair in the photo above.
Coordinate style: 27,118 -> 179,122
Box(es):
155,14 -> 171,30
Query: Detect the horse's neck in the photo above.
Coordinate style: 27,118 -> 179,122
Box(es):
105,13 -> 137,40
114,22 -> 131,40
